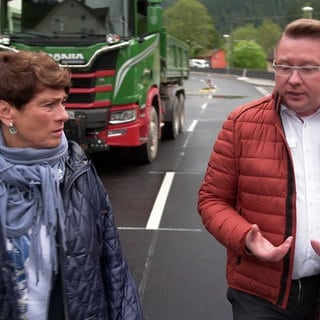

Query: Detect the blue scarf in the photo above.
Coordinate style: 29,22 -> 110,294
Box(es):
0,131 -> 68,282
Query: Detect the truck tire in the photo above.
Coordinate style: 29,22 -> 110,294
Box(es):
162,95 -> 179,139
131,106 -> 159,164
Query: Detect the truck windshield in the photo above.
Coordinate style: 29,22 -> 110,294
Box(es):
4,0 -> 133,39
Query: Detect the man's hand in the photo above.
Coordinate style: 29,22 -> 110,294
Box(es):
311,240 -> 320,256
245,224 -> 293,262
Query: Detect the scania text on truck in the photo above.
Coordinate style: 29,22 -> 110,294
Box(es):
0,0 -> 189,163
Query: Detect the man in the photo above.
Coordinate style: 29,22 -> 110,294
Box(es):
198,18 -> 320,320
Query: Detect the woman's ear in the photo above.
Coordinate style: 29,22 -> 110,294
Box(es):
0,100 -> 14,125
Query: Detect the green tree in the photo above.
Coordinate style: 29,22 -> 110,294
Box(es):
163,0 -> 218,57
199,0 -> 311,35
232,40 -> 267,69
231,20 -> 281,58
257,20 -> 282,56
231,24 -> 259,43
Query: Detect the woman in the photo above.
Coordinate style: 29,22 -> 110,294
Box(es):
0,50 -> 143,319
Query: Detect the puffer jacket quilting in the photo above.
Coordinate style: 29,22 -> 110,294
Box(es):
198,93 -> 296,309
0,141 -> 143,320
60,141 -> 143,320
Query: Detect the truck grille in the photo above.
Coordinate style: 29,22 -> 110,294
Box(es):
67,50 -> 119,104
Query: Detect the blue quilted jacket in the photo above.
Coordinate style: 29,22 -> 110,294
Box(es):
0,141 -> 143,320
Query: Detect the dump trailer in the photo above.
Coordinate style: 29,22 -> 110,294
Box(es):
0,0 -> 189,163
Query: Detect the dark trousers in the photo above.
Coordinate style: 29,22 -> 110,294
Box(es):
227,275 -> 320,320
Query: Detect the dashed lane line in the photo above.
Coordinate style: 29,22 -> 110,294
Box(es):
145,172 -> 175,230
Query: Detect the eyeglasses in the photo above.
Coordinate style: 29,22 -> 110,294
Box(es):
273,62 -> 320,77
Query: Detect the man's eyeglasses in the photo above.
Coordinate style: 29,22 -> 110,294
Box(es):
273,62 -> 320,77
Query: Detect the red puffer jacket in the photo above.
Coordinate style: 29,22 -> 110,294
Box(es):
198,93 -> 296,309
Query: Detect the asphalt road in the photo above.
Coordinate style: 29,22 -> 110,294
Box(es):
92,72 -> 274,320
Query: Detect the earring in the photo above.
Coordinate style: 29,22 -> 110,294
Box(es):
9,123 -> 17,134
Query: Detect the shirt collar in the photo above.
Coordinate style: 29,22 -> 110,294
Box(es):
280,104 -> 320,123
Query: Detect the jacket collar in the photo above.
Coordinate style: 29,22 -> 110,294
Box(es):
272,90 -> 282,113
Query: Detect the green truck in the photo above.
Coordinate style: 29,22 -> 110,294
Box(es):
0,0 -> 189,163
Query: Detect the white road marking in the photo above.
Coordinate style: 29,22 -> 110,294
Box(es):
145,172 -> 175,230
187,103 -> 207,133
255,86 -> 270,96
201,102 -> 208,110
187,120 -> 197,132
119,227 -> 202,232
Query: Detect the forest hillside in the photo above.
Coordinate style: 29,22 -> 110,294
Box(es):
162,0 -> 319,34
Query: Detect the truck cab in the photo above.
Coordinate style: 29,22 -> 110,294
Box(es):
0,0 -> 189,163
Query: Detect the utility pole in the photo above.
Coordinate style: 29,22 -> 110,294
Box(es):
223,34 -> 230,75
302,6 -> 313,19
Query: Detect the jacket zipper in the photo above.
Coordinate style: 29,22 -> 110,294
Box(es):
59,246 -> 69,320
58,161 -> 91,319
276,122 -> 295,307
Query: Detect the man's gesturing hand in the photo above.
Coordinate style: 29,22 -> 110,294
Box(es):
245,224 -> 293,262
311,240 -> 320,256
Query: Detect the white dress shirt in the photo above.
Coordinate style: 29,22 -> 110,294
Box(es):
281,106 -> 320,279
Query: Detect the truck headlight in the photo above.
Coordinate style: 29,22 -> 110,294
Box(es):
109,109 -> 137,124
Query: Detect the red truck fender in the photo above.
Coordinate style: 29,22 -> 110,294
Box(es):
143,85 -> 162,139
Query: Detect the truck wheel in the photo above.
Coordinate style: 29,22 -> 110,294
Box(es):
162,95 -> 179,139
131,106 -> 159,164
178,93 -> 185,132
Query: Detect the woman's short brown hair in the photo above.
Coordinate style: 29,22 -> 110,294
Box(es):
0,50 -> 71,110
